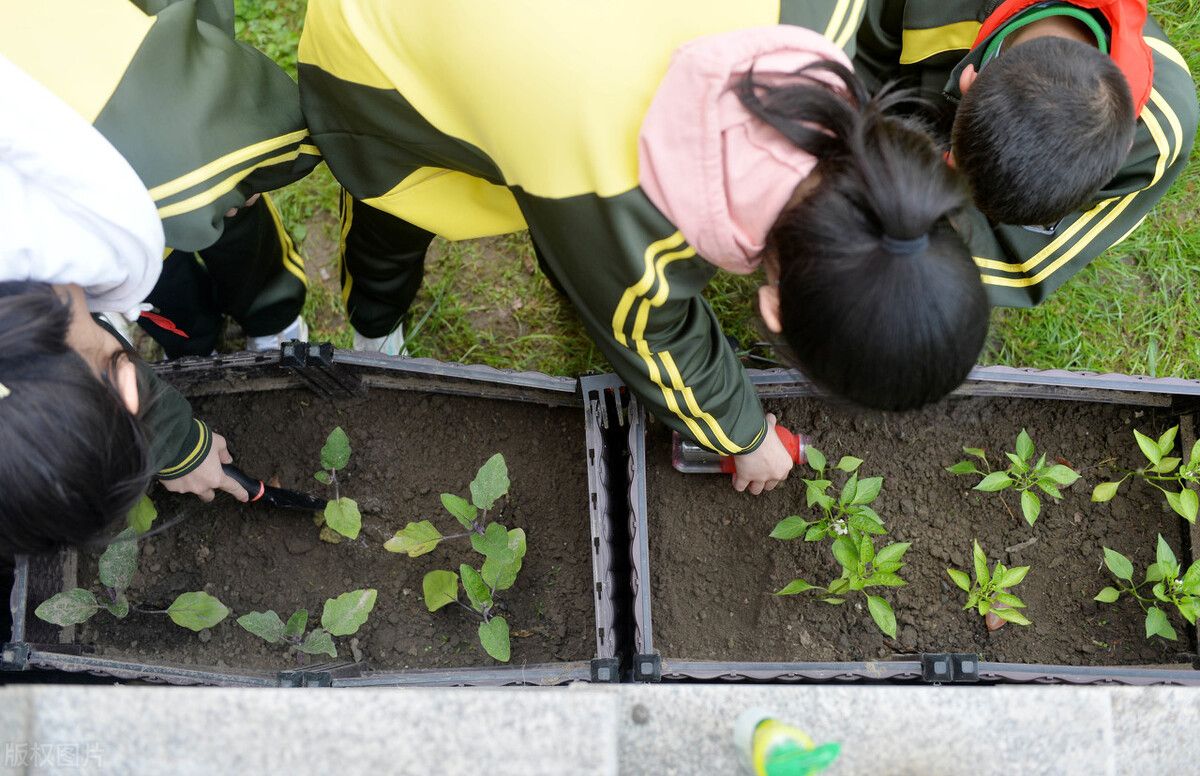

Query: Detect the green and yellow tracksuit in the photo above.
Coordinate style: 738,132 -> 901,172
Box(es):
854,0 -> 1199,306
299,0 -> 869,455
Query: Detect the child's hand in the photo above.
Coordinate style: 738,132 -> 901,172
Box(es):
731,413 -> 793,495
159,431 -> 250,503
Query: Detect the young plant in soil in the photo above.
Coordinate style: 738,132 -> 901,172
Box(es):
947,540 -> 1032,630
947,429 -> 1080,526
34,528 -> 229,632
770,448 -> 885,543
313,426 -> 362,542
1095,535 -> 1200,641
1091,425 -> 1200,523
237,589 -> 377,660
384,453 -> 525,662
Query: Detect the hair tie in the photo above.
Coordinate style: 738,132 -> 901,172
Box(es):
880,234 -> 930,255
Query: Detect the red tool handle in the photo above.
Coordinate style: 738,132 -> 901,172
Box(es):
718,424 -> 805,474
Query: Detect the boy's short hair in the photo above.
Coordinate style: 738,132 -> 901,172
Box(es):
951,36 -> 1135,226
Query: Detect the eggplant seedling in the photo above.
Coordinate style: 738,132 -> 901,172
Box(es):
948,429 -> 1080,526
1091,426 -> 1200,523
313,426 -> 362,541
35,528 -> 228,632
947,540 -> 1032,629
1094,536 -> 1200,641
770,448 -> 886,544
385,453 -> 525,662
237,589 -> 377,660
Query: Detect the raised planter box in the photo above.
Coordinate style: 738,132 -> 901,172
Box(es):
599,367 -> 1200,686
3,349 -> 623,686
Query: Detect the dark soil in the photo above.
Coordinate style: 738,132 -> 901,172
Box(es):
78,388 -> 595,672
648,396 -> 1195,666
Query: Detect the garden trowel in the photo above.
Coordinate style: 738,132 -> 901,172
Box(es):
222,465 -> 328,513
671,425 -> 809,474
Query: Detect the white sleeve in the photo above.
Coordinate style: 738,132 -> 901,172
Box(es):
0,53 -> 164,313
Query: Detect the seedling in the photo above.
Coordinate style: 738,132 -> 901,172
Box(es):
776,533 -> 911,638
770,448 -> 886,543
1094,536 -> 1200,642
385,453 -> 525,662
238,589 -> 377,660
947,540 -> 1032,629
127,494 -> 157,535
948,429 -> 1080,526
1091,426 -> 1200,523
34,529 -> 228,632
313,426 -> 362,541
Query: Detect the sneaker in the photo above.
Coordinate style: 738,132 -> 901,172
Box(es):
353,324 -> 407,357
247,315 -> 308,352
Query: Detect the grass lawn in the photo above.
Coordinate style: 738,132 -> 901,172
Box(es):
237,0 -> 1200,378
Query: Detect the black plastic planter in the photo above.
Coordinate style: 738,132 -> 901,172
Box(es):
3,348 -> 622,687
596,366 -> 1200,686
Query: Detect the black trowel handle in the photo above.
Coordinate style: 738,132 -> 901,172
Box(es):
222,464 -> 266,501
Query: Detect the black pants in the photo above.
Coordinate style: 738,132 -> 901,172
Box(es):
340,192 -> 563,338
138,194 -> 307,358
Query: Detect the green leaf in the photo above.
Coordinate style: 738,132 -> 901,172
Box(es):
1005,452 -> 1028,473
1135,429 -> 1162,465
1178,600 -> 1200,626
1094,587 -> 1121,603
974,472 -> 1014,492
775,578 -> 817,596
320,426 -> 351,471
848,514 -> 887,535
819,597 -> 846,605
284,610 -> 308,639
478,616 -> 511,662
423,570 -> 459,612
1181,561 -> 1200,593
1145,607 -> 1177,641
874,542 -> 910,566
237,611 -> 286,643
321,589 -> 377,636
804,479 -> 832,508
98,529 -> 138,591
313,470 -> 332,485
460,565 -> 493,611
1157,426 -> 1179,457
1156,535 -> 1178,572
835,456 -> 863,473
480,527 -> 527,592
1146,563 -> 1166,583
1190,439 -> 1200,469
770,516 -> 809,541
127,495 -> 157,535
839,473 -> 859,506
1043,465 -> 1080,487
947,461 -> 981,475
803,525 -> 825,542
297,628 -> 336,658
1092,481 -> 1121,502
471,522 -> 514,561
1179,489 -> 1199,523
947,568 -> 971,592
865,572 -> 907,588
831,536 -> 859,570
167,592 -> 229,631
1036,481 -> 1063,500
1020,489 -> 1041,526
852,477 -> 883,506
826,577 -> 851,596
324,497 -> 362,540
806,447 -> 826,472
440,493 -> 478,529
995,592 -> 1026,608
1103,547 -> 1134,581
858,534 -> 875,565
963,447 -> 987,462
1015,429 -> 1034,462
979,600 -> 992,616
104,592 -> 130,619
469,453 -> 510,510
995,566 -> 1030,588
1152,457 -> 1181,474
866,595 -> 897,638
35,589 -> 98,626
973,540 -> 990,585
384,520 -> 443,557
994,607 -> 1031,626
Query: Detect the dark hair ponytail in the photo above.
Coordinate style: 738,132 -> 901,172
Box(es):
0,282 -> 153,557
738,61 -> 989,411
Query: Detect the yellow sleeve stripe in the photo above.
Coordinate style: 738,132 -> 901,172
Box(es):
158,419 -> 209,477
612,232 -> 748,454
1146,37 -> 1190,74
833,0 -> 867,49
899,21 -> 981,65
157,149 -> 303,220
147,129 -> 309,201
262,193 -> 308,286
298,143 -> 323,158
339,189 -> 356,305
823,0 -> 852,41
1150,89 -> 1184,166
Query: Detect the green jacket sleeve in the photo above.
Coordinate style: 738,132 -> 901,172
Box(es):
517,191 -> 769,456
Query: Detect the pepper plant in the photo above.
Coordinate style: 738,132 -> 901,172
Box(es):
947,540 -> 1032,629
313,426 -> 362,541
35,528 -> 228,632
238,589 -> 377,660
385,453 -> 525,661
770,448 -> 885,543
948,429 -> 1080,526
1094,535 -> 1200,641
1091,426 -> 1200,523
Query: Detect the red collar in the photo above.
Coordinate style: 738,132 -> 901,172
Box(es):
974,0 -> 1153,114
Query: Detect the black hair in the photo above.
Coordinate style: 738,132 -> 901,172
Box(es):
0,282 -> 153,558
738,60 -> 989,411
952,36 -> 1135,225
